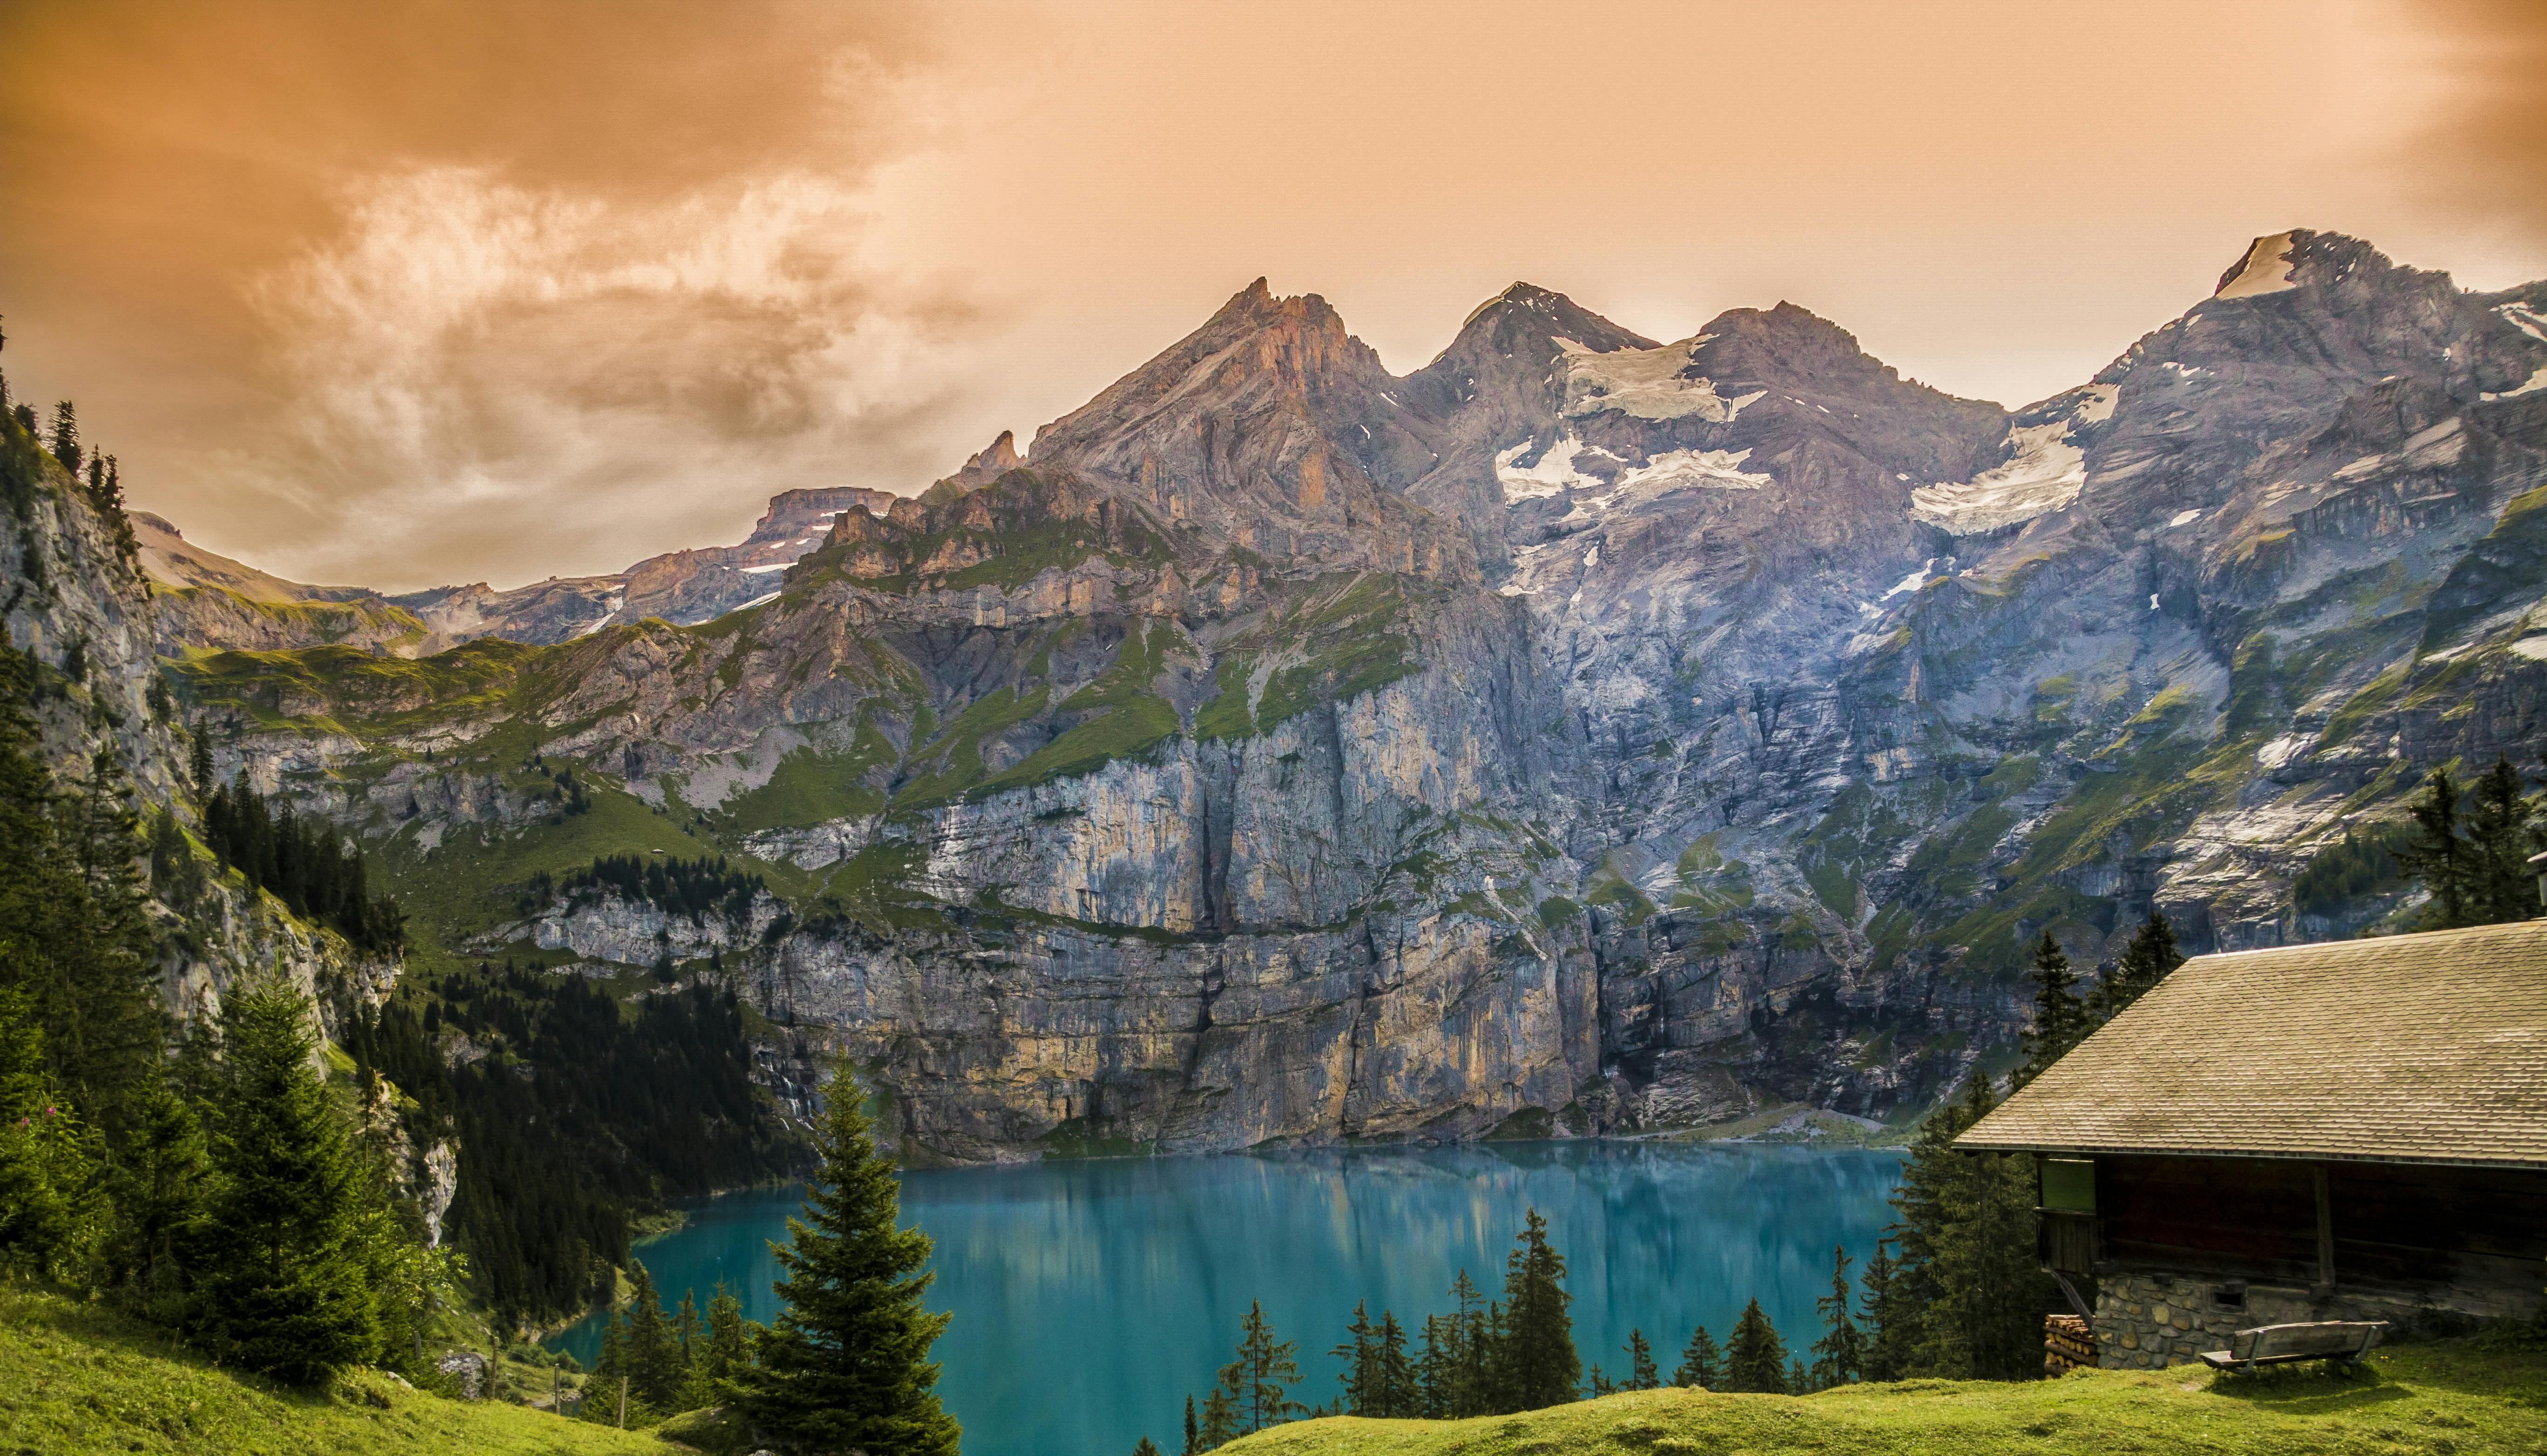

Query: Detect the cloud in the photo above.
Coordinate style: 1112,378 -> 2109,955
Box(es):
229,164 -> 988,586
0,0 -> 1001,589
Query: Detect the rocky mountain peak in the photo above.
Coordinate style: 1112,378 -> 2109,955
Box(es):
970,429 -> 1022,474
1401,283 -> 1655,419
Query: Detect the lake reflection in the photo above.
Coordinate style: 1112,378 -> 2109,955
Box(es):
550,1142 -> 1903,1456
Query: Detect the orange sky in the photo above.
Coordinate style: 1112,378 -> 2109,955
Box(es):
2,0 -> 2540,590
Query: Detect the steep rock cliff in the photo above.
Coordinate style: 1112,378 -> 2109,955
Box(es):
163,234 -> 2547,1160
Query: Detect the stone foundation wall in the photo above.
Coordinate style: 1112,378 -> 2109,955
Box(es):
2092,1272 -> 2541,1369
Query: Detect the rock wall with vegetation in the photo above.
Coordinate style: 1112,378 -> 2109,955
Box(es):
151,232 -> 2547,1160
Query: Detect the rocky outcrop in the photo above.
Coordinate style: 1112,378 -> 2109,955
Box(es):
4,433 -> 399,1029
172,233 -> 2547,1161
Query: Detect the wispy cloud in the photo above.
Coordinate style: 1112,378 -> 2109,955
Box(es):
236,165 -> 987,586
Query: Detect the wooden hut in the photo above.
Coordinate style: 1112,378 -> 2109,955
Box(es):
1956,919 -> 2547,1369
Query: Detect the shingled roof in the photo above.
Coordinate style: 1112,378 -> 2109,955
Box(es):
1956,919 -> 2547,1168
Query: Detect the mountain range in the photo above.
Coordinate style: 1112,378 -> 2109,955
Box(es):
13,227 -> 2546,1161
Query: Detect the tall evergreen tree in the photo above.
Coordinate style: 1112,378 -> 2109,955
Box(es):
1491,1208 -> 1578,1412
2017,932 -> 2089,1084
48,400 -> 78,475
0,639 -> 162,1147
1890,1079 -> 2060,1380
1216,1300 -> 1302,1435
620,1261 -> 687,1414
1671,1324 -> 1722,1390
189,723 -> 216,798
0,983 -> 102,1281
2465,755 -> 2539,924
99,1073 -> 212,1322
1856,1240 -> 1910,1382
1195,1385 -> 1240,1449
1723,1299 -> 1789,1394
2098,913 -> 2184,1020
1809,1244 -> 1863,1390
732,1071 -> 960,1456
1334,1301 -> 1379,1415
685,1280 -> 756,1407
1181,1394 -> 1199,1456
1624,1328 -> 1661,1390
1132,1439 -> 1163,1456
2403,765 -> 2476,929
1372,1310 -> 1415,1416
196,976 -> 378,1384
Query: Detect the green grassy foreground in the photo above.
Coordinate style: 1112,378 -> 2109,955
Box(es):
0,1289 -> 660,1456
1223,1342 -> 2547,1456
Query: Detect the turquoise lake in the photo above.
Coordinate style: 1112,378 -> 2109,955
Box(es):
549,1142 -> 1904,1456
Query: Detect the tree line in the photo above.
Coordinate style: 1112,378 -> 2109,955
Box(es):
339,958 -> 804,1329
197,766 -> 406,953
0,330 -> 139,576
546,1068 -> 965,1453
552,851 -> 766,925
0,626 -> 455,1386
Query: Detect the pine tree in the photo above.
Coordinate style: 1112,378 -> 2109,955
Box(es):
1585,1362 -> 1612,1396
1856,1240 -> 1910,1382
1132,1439 -> 1163,1456
1491,1208 -> 1578,1412
2402,765 -> 2475,929
620,1261 -> 686,1413
196,976 -> 378,1384
2098,913 -> 2184,1020
2017,932 -> 2089,1084
1809,1244 -> 1863,1390
48,400 -> 78,475
0,983 -> 103,1281
1181,1394 -> 1200,1455
1217,1299 -> 1302,1435
2465,755 -> 2538,924
685,1280 -> 755,1406
1373,1310 -> 1416,1416
1723,1299 -> 1789,1393
1893,1079 -> 2060,1380
1671,1324 -> 1722,1390
1786,1357 -> 1812,1394
1624,1328 -> 1661,1390
189,724 -> 215,798
58,747 -> 166,1139
732,1071 -> 959,1455
99,1073 -> 212,1322
0,640 -> 162,1146
1196,1384 -> 1240,1449
1334,1301 -> 1378,1415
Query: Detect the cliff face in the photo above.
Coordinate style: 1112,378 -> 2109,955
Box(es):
164,232 -> 2547,1161
4,433 -> 403,1035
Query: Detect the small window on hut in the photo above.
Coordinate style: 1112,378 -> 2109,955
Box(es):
2040,1158 -> 2096,1213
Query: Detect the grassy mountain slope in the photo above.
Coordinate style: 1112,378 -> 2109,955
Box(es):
0,1291 -> 658,1456
1224,1342 -> 2547,1456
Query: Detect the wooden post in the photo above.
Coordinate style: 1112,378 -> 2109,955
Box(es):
619,1375 -> 628,1429
2313,1163 -> 2335,1294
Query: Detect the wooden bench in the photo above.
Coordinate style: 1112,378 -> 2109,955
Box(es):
2198,1321 -> 2388,1373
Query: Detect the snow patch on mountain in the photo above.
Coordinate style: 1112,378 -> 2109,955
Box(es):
1610,448 -> 1772,496
2485,368 -> 2547,401
2215,231 -> 2299,300
1911,420 -> 2087,534
1494,435 -> 1620,501
1556,336 -> 1763,423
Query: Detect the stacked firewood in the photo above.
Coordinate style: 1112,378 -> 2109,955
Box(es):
2044,1314 -> 2096,1375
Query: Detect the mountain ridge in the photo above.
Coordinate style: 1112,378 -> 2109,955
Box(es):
94,225 -> 2547,1158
